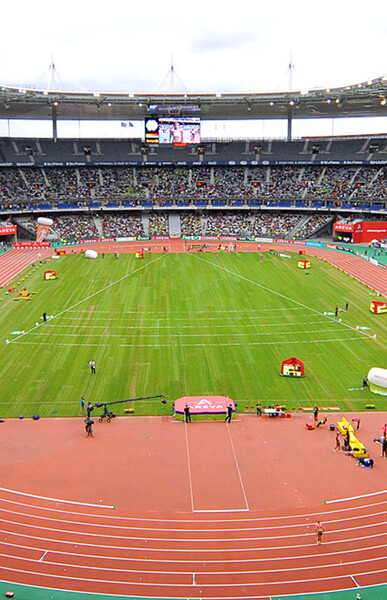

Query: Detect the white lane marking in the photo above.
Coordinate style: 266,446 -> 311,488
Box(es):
0,487 -> 114,509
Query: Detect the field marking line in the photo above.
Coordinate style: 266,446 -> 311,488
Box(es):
192,508 -> 250,513
54,314 -> 323,325
65,307 -> 307,314
4,491 -> 387,526
0,487 -> 114,509
326,489 -> 387,505
2,497 -> 386,533
3,513 -> 387,550
3,544 -> 387,578
184,423 -> 195,512
6,254 -> 166,345
28,327 -> 351,339
4,534 -> 387,566
13,336 -> 369,348
226,425 -> 250,512
191,254 -> 375,340
0,560 -> 376,590
41,318 -> 333,330
1,487 -> 387,525
350,575 -> 360,587
184,423 -> 249,514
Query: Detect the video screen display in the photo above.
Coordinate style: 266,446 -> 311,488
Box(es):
145,117 -> 201,145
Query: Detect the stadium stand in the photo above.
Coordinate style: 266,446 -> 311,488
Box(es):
0,137 -> 385,242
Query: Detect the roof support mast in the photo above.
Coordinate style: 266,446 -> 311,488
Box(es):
287,56 -> 294,141
52,103 -> 57,142
48,57 -> 58,142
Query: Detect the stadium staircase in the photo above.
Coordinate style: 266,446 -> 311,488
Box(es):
168,213 -> 181,238
310,215 -> 336,238
287,215 -> 310,238
12,216 -> 37,240
92,215 -> 102,236
142,213 -> 149,236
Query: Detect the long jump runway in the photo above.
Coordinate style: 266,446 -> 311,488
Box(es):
185,422 -> 249,512
1,414 -> 387,598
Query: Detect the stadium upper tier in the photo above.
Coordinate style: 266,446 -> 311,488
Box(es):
1,136 -> 387,165
0,163 -> 386,215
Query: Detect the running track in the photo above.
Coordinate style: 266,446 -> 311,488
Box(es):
0,242 -> 385,297
1,488 -> 387,598
0,247 -> 54,287
0,242 -> 386,598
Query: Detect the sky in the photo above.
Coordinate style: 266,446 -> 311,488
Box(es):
0,1 -> 387,139
1,0 -> 387,94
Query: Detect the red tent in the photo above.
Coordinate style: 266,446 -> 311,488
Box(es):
370,301 -> 387,315
281,357 -> 305,378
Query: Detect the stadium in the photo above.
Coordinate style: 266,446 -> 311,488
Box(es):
0,70 -> 387,600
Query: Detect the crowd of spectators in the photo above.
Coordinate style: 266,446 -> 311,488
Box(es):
205,213 -> 251,236
296,215 -> 332,238
148,213 -> 168,236
0,165 -> 387,204
180,214 -> 202,236
250,213 -> 302,237
101,214 -> 145,238
51,215 -> 98,240
19,210 -> 341,241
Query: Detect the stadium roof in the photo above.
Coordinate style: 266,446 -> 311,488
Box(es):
0,76 -> 387,121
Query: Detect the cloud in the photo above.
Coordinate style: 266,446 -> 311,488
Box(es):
1,0 -> 387,94
189,29 -> 257,54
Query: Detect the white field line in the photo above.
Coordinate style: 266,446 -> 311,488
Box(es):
326,489 -> 387,505
12,336 -> 368,348
36,318 -> 336,330
56,313 -> 320,323
1,522 -> 387,554
226,426 -> 250,512
64,307 -> 307,314
4,536 -> 387,566
6,254 -> 166,345
192,254 -> 375,341
2,490 -> 387,524
184,423 -> 195,513
3,502 -> 387,534
2,513 -> 387,544
24,327 -> 353,338
0,560 -> 385,591
3,546 -> 387,578
0,487 -> 114,509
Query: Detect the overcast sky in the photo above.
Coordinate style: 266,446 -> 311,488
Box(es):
1,0 -> 387,94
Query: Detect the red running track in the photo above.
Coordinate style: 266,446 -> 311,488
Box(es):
1,414 -> 387,598
0,247 -> 54,287
1,241 -> 385,296
1,485 -> 387,598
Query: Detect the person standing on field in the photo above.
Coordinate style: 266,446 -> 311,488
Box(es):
225,404 -> 233,423
316,521 -> 325,544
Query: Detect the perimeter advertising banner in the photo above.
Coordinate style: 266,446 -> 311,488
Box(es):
0,226 -> 16,236
14,241 -> 50,248
174,396 -> 235,415
352,221 -> 387,243
79,237 -> 115,244
334,221 -> 387,243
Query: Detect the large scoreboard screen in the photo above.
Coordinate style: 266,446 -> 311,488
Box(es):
145,116 -> 201,145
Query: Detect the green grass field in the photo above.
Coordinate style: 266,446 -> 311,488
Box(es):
0,250 -> 386,418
